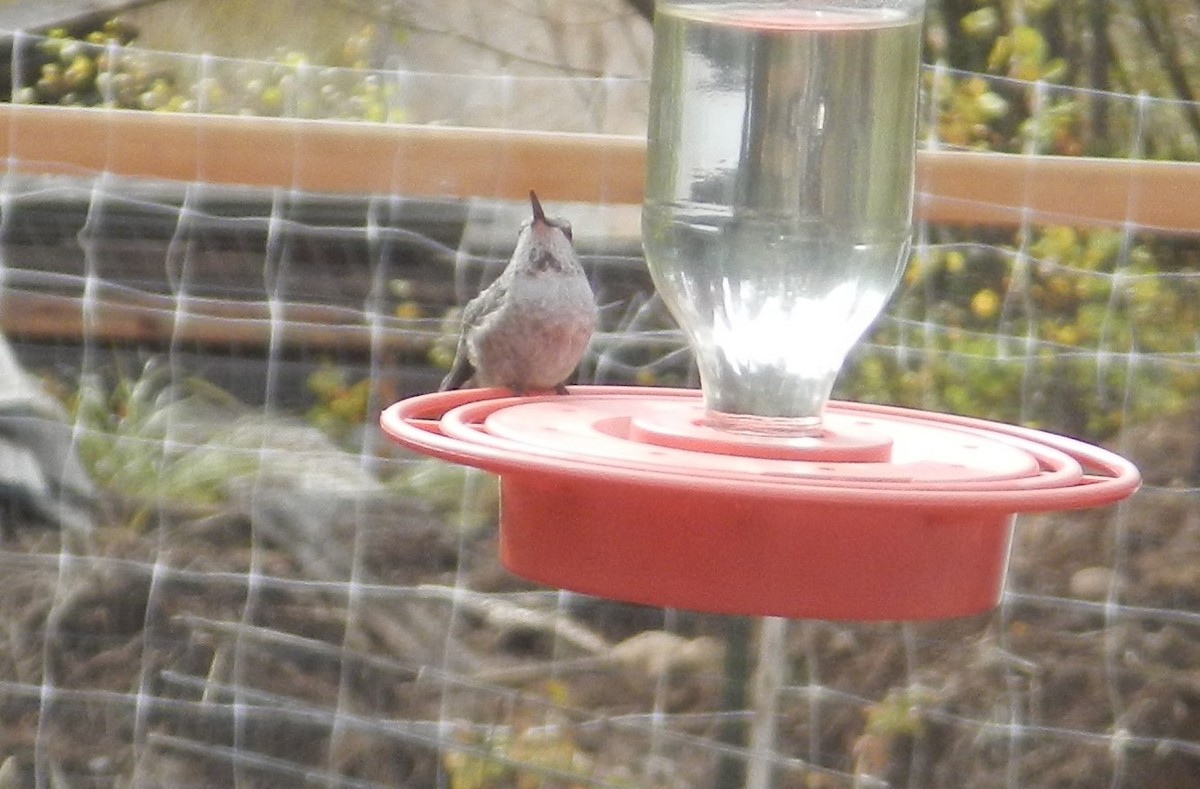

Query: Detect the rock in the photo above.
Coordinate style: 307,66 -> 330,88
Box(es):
1070,566 -> 1115,600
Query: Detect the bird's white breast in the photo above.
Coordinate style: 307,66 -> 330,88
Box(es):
469,269 -> 597,389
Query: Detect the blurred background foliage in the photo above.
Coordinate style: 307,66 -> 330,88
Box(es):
10,18 -> 397,119
839,225 -> 1200,439
868,0 -> 1200,440
926,0 -> 1199,158
12,1 -> 1200,153
5,0 -> 1199,443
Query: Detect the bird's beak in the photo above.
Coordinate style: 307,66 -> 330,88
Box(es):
529,190 -> 546,225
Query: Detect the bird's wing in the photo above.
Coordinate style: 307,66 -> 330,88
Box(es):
0,440 -> 49,501
439,277 -> 509,391
461,275 -> 508,329
0,413 -> 94,501
0,334 -> 95,533
439,336 -> 475,391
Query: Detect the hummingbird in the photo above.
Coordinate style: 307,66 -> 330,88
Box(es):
439,190 -> 597,395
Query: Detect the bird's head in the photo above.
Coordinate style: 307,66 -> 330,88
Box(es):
514,190 -> 578,275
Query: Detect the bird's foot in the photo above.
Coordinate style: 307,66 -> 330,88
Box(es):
501,384 -> 570,396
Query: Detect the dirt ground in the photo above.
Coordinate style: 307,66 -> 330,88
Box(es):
0,407 -> 1198,788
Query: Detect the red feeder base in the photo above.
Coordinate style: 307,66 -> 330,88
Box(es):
380,387 -> 1139,621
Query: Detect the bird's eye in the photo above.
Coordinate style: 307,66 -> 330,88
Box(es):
554,220 -> 573,242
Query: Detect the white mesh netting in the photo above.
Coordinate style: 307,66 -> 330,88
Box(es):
0,30 -> 1197,789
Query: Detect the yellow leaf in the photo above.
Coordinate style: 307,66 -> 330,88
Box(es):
959,8 -> 999,38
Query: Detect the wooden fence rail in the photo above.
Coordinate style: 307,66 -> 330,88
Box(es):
0,102 -> 1197,376
2,103 -> 1199,234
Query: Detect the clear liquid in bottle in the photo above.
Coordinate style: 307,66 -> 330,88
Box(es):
643,2 -> 923,435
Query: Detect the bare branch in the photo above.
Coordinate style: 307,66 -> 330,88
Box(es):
1130,0 -> 1200,141
1088,0 -> 1113,142
326,0 -> 610,77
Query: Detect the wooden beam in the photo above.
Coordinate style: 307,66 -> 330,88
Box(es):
0,103 -> 645,207
0,291 -> 434,353
916,150 -> 1200,234
1,103 -> 1198,234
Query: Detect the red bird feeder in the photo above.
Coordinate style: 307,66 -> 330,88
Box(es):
381,386 -> 1138,621
383,1 -> 1139,621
